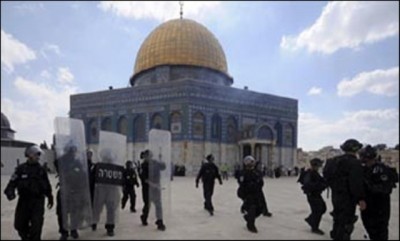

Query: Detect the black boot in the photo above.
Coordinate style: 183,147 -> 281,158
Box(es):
70,229 -> 79,239
155,219 -> 166,231
91,224 -> 97,231
246,222 -> 258,233
140,215 -> 148,226
105,224 -> 115,237
59,234 -> 68,240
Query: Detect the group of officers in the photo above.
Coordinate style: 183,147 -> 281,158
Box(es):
298,139 -> 398,240
4,146 -> 165,240
3,138 -> 399,240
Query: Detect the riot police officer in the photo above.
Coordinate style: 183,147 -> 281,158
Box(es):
4,145 -> 54,240
236,155 -> 264,233
360,145 -> 399,240
139,150 -> 167,231
301,158 -> 327,235
55,144 -> 90,240
121,160 -> 140,212
323,138 -> 366,240
195,154 -> 223,216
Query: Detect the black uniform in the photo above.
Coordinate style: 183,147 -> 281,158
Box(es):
121,166 -> 139,212
236,168 -> 264,232
87,157 -> 95,203
196,161 -> 222,214
55,152 -> 90,239
4,161 -> 53,240
361,162 -> 398,240
301,169 -> 327,232
324,154 -> 365,240
255,162 -> 272,216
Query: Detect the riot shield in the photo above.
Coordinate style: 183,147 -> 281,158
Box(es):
92,131 -> 126,226
148,129 -> 171,223
54,117 -> 93,230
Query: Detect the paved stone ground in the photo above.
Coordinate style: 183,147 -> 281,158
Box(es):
1,174 -> 399,240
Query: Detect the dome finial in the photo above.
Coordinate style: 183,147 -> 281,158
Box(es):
179,1 -> 184,19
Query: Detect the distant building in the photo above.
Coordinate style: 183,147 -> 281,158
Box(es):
297,145 -> 399,173
1,112 -> 35,148
1,112 -> 53,175
70,18 -> 298,175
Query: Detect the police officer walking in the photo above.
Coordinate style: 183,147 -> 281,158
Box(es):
121,160 -> 140,212
4,145 -> 54,240
195,154 -> 223,216
301,158 -> 327,235
359,145 -> 399,240
139,150 -> 167,231
236,155 -> 264,233
323,138 -> 366,240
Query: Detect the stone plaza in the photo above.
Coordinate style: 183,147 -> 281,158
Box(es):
1,174 -> 398,240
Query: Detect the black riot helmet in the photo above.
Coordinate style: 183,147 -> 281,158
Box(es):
359,145 -> 377,159
126,160 -> 133,167
340,139 -> 363,152
310,158 -> 323,167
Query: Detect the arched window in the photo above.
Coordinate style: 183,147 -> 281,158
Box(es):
257,125 -> 273,140
226,116 -> 237,143
133,115 -> 146,141
170,112 -> 182,133
211,114 -> 221,140
87,119 -> 98,143
284,123 -> 294,147
101,117 -> 112,131
117,116 -> 128,135
192,111 -> 205,140
151,113 -> 163,130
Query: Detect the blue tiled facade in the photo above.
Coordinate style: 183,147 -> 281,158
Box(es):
70,66 -> 298,172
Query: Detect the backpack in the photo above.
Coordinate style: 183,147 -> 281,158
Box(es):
298,170 -> 311,193
323,156 -> 340,188
297,168 -> 308,185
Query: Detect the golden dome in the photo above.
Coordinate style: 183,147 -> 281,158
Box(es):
134,18 -> 228,76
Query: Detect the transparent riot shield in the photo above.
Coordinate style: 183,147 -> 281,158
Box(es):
148,129 -> 171,224
54,117 -> 93,230
92,131 -> 126,226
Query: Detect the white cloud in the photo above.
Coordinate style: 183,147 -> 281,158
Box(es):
280,2 -> 399,54
40,70 -> 51,79
1,76 -> 78,145
98,1 -> 221,22
1,29 -> 36,73
299,109 -> 399,151
337,67 -> 399,97
57,67 -> 74,85
307,86 -> 322,96
41,43 -> 61,59
13,2 -> 44,13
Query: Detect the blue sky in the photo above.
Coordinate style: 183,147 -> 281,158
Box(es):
1,1 -> 399,151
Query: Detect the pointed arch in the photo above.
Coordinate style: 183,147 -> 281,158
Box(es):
226,116 -> 238,143
117,116 -> 128,135
101,117 -> 112,131
170,111 -> 182,133
151,113 -> 163,130
257,125 -> 273,140
192,111 -> 205,140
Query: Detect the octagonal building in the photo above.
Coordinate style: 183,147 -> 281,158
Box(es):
69,18 -> 298,174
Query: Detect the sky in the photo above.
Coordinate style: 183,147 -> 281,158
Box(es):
1,1 -> 399,151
